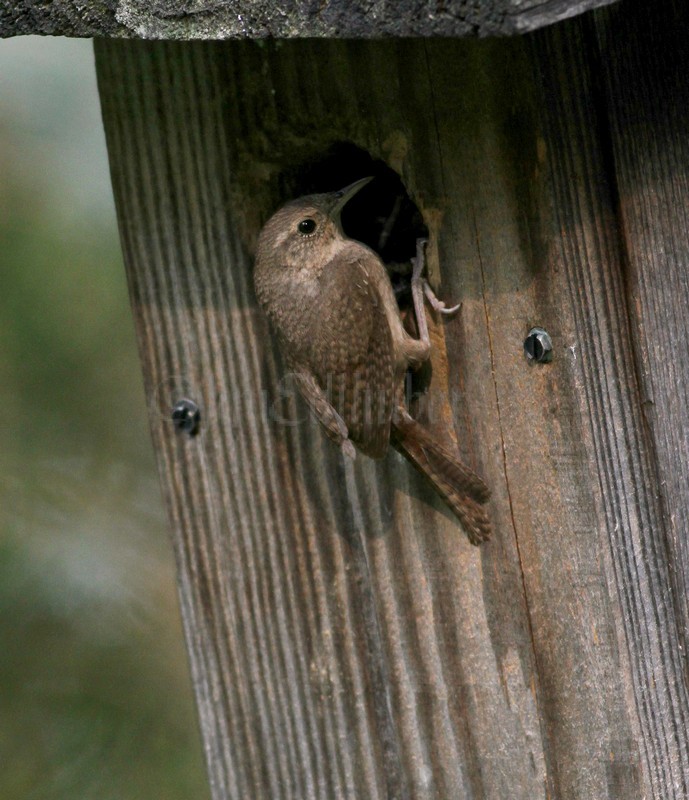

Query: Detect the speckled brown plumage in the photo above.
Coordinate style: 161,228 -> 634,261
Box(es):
254,181 -> 491,543
307,252 -> 394,458
391,408 -> 490,544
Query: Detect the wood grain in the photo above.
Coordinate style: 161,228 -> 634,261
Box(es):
95,21 -> 689,798
527,19 -> 689,797
596,0 -> 689,659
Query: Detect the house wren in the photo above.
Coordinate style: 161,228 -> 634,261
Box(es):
254,178 -> 491,544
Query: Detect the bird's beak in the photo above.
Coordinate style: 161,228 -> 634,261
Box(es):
329,176 -> 373,219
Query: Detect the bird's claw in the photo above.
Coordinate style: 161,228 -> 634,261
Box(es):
423,279 -> 461,316
411,240 -> 428,276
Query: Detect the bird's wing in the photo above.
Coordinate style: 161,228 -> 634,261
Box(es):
308,246 -> 396,459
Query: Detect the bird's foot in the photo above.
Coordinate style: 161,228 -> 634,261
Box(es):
423,280 -> 461,316
411,238 -> 429,284
413,238 -> 460,317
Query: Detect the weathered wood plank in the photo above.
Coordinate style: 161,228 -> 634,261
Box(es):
1,0 -> 621,40
95,22 -> 689,799
527,17 -> 689,796
596,0 -> 689,654
592,5 -> 689,790
95,38 -> 544,799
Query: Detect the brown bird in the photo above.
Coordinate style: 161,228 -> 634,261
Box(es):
254,178 -> 491,544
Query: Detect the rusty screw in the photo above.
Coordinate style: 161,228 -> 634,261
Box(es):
172,398 -> 201,436
524,327 -> 553,364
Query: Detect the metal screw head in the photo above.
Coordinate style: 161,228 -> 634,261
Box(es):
171,398 -> 201,436
524,327 -> 553,363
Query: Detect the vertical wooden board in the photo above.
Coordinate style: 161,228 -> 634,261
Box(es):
96,38 -> 545,800
94,28 -> 688,800
596,0 -> 689,658
529,16 -> 689,798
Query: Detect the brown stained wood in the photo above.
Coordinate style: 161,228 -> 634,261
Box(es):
596,0 -> 689,665
527,20 -> 689,797
95,24 -> 689,800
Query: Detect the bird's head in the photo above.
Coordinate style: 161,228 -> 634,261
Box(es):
255,177 -> 372,273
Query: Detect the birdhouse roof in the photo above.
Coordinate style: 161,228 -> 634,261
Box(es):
0,0 -> 620,39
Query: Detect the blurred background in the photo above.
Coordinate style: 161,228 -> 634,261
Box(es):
0,36 -> 209,799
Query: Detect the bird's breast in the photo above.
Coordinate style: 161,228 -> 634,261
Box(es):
255,267 -> 323,354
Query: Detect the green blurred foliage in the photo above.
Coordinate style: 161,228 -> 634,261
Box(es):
0,37 -> 209,800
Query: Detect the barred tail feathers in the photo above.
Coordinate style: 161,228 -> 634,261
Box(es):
391,408 -> 491,545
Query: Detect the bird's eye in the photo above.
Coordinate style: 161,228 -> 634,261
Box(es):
297,218 -> 317,235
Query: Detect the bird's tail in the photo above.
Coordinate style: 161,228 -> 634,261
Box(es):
391,407 -> 491,544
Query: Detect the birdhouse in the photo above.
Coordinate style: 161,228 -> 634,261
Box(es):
3,1 -> 689,797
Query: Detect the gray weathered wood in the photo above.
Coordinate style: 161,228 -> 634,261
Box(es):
94,8 -> 689,797
1,0 -> 620,40
529,13 -> 689,796
596,0 -> 689,656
